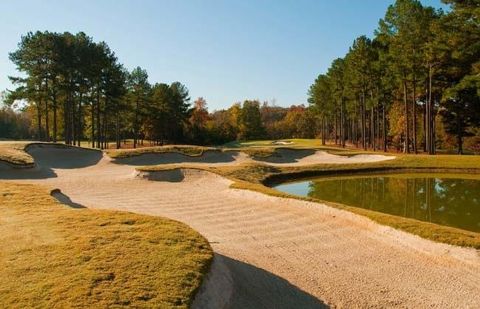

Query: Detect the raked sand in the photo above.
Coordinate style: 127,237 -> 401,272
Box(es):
1,145 -> 479,308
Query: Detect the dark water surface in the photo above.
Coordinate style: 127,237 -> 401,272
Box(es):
274,173 -> 480,232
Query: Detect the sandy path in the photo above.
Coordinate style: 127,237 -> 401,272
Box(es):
1,146 -> 480,308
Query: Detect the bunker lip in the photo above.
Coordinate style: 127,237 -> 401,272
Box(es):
252,150 -> 395,166
112,149 -> 244,166
108,146 -> 395,167
133,168 -> 232,183
0,159 -> 35,170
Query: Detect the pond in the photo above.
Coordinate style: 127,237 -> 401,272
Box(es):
273,173 -> 480,232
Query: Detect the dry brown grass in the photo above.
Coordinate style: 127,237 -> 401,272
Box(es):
0,182 -> 213,308
106,145 -> 217,159
0,142 -> 34,166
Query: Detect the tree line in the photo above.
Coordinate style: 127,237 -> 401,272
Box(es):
187,99 -> 317,144
308,0 -> 479,154
0,29 -> 319,148
4,31 -> 191,148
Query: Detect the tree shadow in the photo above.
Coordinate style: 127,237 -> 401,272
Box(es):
219,254 -> 328,309
50,189 -> 86,209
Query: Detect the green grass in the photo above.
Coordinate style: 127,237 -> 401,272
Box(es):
138,153 -> 480,249
224,138 -> 354,151
0,182 -> 213,308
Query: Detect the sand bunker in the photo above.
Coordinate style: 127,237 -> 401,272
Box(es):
116,148 -> 395,167
272,141 -> 294,145
0,144 -> 104,180
254,149 -> 395,166
27,144 -> 103,169
253,149 -> 316,164
114,150 -> 245,166
134,168 -> 231,184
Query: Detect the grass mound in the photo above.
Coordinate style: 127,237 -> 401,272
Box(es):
0,182 -> 213,308
0,142 -> 34,166
106,145 -> 217,159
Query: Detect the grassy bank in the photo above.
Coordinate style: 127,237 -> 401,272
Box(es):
0,182 -> 213,308
0,142 -> 34,166
0,142 -> 97,167
106,145 -> 218,159
138,153 -> 480,249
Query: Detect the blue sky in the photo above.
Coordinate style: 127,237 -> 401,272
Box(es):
0,0 -> 446,111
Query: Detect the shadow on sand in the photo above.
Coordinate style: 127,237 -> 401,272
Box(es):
28,145 -> 103,169
50,189 -> 86,209
219,254 -> 328,308
253,148 -> 316,164
0,145 -> 103,180
113,150 -> 239,166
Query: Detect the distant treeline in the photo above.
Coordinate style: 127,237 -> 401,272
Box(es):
308,0 -> 479,154
0,31 -> 314,147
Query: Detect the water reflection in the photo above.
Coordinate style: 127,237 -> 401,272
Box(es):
274,174 -> 480,232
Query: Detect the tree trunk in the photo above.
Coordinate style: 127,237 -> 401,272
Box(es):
371,107 -> 375,151
103,106 -> 108,150
423,87 -> 427,153
428,66 -> 434,154
64,95 -> 69,145
96,87 -> 101,149
133,98 -> 139,149
77,91 -> 83,147
403,79 -> 410,153
52,92 -> 57,143
361,94 -> 366,150
432,104 -> 436,154
44,94 -> 50,142
71,92 -> 76,146
412,76 -> 418,154
383,102 -> 387,152
341,98 -> 345,148
91,99 -> 95,148
457,135 -> 463,155
36,100 -> 43,141
116,107 -> 120,149
321,116 -> 325,145
334,110 -> 338,145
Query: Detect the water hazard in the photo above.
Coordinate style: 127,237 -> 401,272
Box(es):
274,173 -> 480,232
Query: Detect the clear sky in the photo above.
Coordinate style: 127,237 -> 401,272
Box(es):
0,0 -> 446,111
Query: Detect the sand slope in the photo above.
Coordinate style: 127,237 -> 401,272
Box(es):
1,145 -> 479,308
